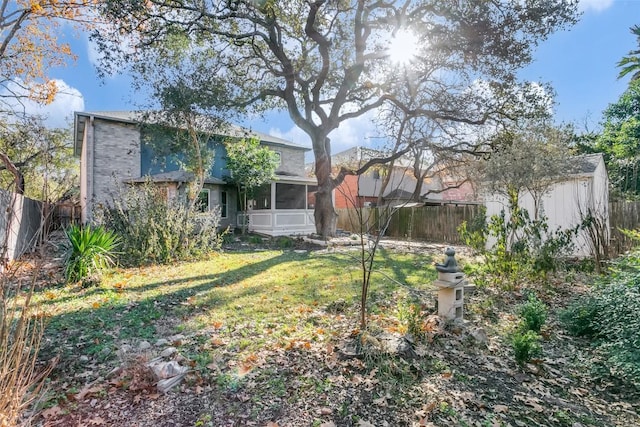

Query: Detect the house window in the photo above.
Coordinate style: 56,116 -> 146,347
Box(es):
221,191 -> 228,218
276,183 -> 305,209
196,189 -> 210,212
274,151 -> 282,166
372,169 -> 380,179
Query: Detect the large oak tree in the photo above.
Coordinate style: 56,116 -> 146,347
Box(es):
94,0 -> 578,237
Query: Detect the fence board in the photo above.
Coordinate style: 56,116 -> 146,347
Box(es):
609,200 -> 640,254
336,204 -> 482,244
337,201 -> 640,253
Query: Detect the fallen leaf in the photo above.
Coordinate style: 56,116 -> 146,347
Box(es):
88,416 -> 106,425
494,404 -> 509,413
41,405 -> 64,419
319,407 -> 332,415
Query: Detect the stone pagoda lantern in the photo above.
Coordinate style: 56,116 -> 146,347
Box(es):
433,247 -> 467,321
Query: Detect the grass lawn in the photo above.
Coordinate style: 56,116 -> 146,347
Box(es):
30,245 -> 640,426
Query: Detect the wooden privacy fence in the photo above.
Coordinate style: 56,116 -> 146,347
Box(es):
0,189 -> 45,263
336,204 -> 483,244
337,201 -> 640,252
609,200 -> 640,254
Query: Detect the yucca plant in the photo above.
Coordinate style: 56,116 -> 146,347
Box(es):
63,224 -> 119,283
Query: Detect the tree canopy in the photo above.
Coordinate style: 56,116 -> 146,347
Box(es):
94,0 -> 579,236
0,0 -> 91,109
583,81 -> 640,198
618,25 -> 640,83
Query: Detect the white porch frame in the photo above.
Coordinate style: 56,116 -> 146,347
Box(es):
237,178 -> 317,236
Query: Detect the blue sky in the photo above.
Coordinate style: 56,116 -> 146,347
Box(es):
32,0 -> 640,154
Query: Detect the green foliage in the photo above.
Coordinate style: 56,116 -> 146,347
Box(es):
0,117 -> 78,202
224,137 -> 279,233
580,80 -> 640,198
458,210 -> 487,253
511,330 -> 542,365
562,254 -> 640,388
617,24 -> 640,82
63,224 -> 119,283
100,182 -> 224,266
459,195 -> 578,288
396,302 -> 423,340
518,294 -> 547,333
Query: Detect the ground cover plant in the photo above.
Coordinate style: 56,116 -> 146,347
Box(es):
562,237 -> 640,390
25,239 -> 640,426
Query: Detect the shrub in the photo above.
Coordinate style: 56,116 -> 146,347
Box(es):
458,198 -> 578,289
562,276 -> 640,388
511,330 -> 542,365
100,182 -> 225,266
518,293 -> 547,333
63,224 -> 119,283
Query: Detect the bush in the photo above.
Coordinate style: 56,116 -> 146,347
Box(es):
511,330 -> 542,365
518,293 -> 547,333
562,276 -> 640,388
458,196 -> 578,288
100,182 -> 225,266
63,224 -> 119,283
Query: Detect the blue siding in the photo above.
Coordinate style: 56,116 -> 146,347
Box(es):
140,134 -> 229,179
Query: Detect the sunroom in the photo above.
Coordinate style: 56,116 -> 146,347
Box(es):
240,174 -> 318,236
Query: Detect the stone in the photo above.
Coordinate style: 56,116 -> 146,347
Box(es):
138,341 -> 152,351
377,332 -> 417,359
161,347 -> 177,358
470,327 -> 489,347
155,338 -> 169,347
117,344 -> 133,358
79,355 -> 89,363
150,360 -> 188,380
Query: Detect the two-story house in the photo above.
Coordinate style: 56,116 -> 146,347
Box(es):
73,111 -> 317,236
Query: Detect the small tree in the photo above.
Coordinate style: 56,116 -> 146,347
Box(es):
224,137 -> 279,234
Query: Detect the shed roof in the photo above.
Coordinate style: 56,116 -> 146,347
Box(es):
570,153 -> 603,176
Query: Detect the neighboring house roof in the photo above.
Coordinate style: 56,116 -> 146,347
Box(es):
73,111 -> 310,156
331,146 -> 415,169
123,171 -> 226,185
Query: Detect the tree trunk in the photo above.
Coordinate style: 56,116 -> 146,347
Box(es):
312,135 -> 338,238
0,152 -> 24,195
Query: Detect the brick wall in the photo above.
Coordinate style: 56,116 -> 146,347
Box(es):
91,119 -> 141,214
270,144 -> 306,176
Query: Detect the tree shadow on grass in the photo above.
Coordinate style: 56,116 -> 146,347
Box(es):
376,247 -> 436,288
40,251 -> 300,369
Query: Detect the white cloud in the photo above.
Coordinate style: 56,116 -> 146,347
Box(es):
2,79 -> 84,128
579,0 -> 614,13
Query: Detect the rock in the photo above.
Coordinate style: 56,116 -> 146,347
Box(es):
161,347 -> 177,358
377,332 -> 417,359
157,374 -> 187,393
138,341 -> 152,351
79,355 -> 89,363
170,334 -> 185,343
117,344 -> 133,358
155,338 -> 169,347
150,360 -> 188,380
470,327 -> 489,347
148,360 -> 189,393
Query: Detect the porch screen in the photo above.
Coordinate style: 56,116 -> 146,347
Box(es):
276,183 -> 306,209
252,183 -> 271,210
